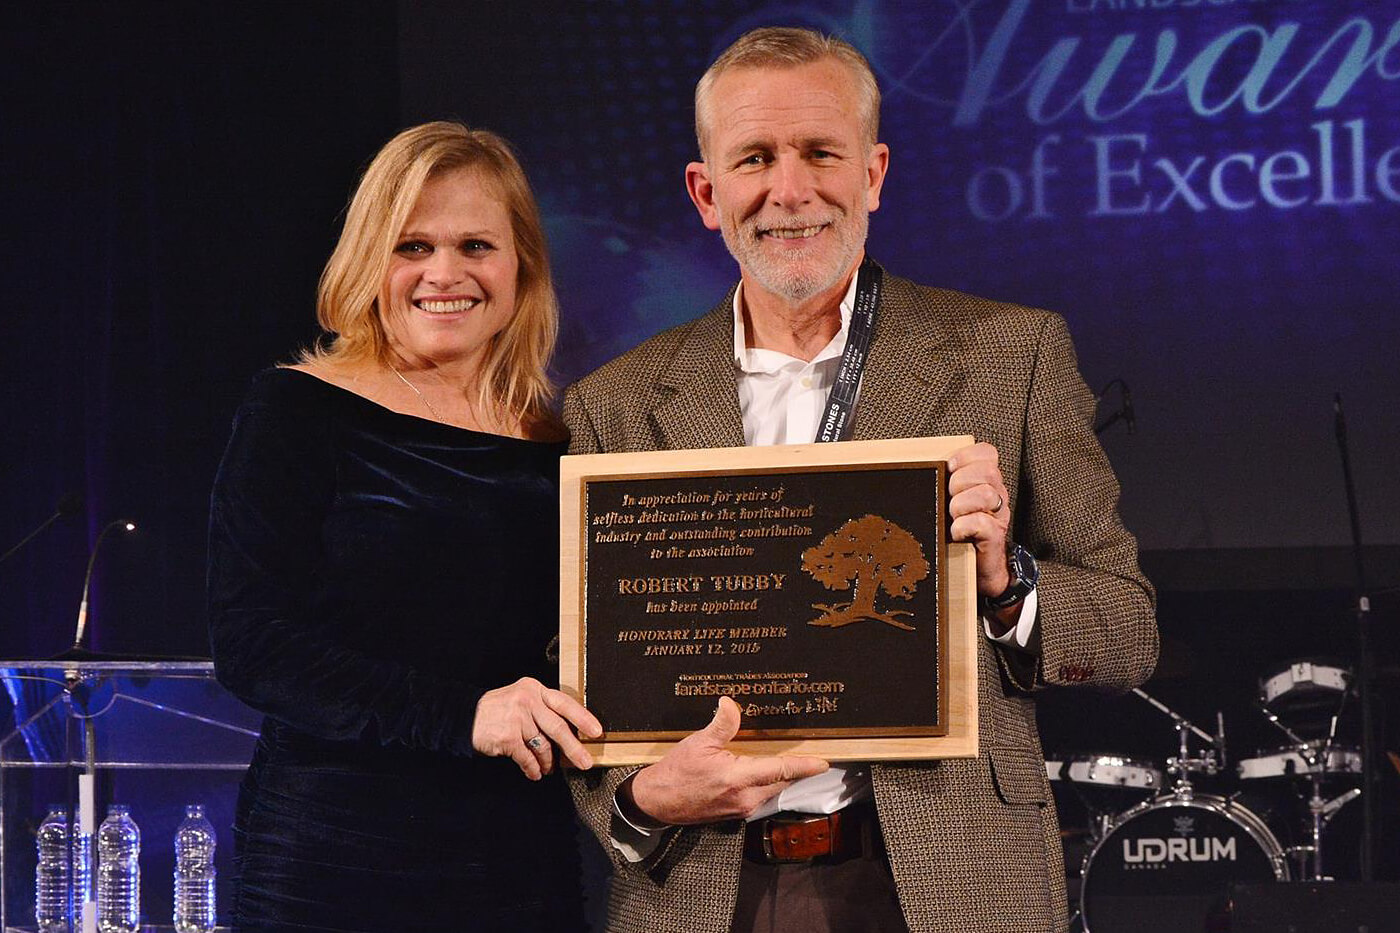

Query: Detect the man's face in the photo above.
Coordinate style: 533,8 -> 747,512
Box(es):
687,59 -> 888,306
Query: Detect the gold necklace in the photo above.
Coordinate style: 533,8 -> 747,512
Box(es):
388,364 -> 446,423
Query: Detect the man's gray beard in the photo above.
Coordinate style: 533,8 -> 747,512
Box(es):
720,209 -> 868,305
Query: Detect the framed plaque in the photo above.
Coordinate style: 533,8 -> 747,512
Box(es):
559,436 -> 978,765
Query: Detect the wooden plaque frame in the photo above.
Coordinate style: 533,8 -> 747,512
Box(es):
559,436 -> 978,765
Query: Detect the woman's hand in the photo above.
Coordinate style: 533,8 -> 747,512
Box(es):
472,677 -> 603,780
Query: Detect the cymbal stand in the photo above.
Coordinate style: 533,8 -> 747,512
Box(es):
1132,688 -> 1221,796
1259,702 -> 1361,881
1333,394 -> 1379,878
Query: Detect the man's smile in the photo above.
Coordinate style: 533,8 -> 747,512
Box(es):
759,223 -> 827,240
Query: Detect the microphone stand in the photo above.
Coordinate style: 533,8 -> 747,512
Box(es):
68,519 -> 136,655
1094,378 -> 1135,436
54,517 -> 133,930
1333,393 -> 1377,881
0,492 -> 83,564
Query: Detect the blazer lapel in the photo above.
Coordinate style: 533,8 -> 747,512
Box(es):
645,276 -> 960,449
852,277 -> 962,441
651,296 -> 747,450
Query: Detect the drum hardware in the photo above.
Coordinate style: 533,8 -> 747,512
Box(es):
1247,702 -> 1361,882
1047,755 -> 1163,843
1131,688 -> 1225,794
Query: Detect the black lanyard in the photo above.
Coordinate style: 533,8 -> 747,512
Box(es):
815,256 -> 883,443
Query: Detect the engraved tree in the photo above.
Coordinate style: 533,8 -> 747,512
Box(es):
802,514 -> 930,630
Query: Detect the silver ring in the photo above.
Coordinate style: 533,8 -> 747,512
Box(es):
991,492 -> 1004,513
526,735 -> 545,751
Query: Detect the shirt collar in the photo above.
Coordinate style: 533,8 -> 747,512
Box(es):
731,274 -> 860,374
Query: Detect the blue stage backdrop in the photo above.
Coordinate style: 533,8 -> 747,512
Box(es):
402,0 -> 1399,553
2,4 -> 1398,922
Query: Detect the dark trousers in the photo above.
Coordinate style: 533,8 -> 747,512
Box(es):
731,812 -> 909,933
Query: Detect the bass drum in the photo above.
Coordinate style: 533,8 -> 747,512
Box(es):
1080,794 -> 1288,933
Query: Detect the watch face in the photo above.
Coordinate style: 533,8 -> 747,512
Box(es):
1010,544 -> 1040,588
982,545 -> 1038,611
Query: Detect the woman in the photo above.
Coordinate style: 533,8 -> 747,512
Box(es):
208,122 -> 600,931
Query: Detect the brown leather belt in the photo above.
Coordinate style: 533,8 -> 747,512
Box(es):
742,803 -> 873,863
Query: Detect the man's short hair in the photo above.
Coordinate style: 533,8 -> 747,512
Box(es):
694,26 -> 881,161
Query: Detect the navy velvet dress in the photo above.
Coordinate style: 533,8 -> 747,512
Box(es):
207,368 -> 582,932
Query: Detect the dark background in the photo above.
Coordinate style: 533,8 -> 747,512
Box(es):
2,0 -> 1397,921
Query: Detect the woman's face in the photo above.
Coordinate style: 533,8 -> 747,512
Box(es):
382,167 -> 519,370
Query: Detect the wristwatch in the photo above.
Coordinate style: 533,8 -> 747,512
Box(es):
980,542 -> 1039,613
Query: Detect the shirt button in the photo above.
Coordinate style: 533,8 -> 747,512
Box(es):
801,377 -> 813,388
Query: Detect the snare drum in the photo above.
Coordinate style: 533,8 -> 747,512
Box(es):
1237,743 -> 1363,781
1047,755 -> 1162,791
1080,794 -> 1288,933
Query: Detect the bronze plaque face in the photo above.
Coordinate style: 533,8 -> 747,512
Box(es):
580,463 -> 947,741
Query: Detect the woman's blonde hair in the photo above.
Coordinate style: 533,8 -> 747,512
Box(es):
308,121 -> 558,425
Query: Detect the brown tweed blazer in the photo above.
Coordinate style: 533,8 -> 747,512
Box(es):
564,274 -> 1158,933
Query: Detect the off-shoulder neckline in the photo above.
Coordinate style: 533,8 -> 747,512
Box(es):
260,367 -> 566,447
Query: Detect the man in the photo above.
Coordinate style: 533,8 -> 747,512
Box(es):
565,27 -> 1157,933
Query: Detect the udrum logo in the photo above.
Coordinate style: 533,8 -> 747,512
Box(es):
1122,837 -> 1237,863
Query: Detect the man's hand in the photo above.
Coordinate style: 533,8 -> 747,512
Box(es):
473,677 -> 603,780
947,442 -> 1012,598
628,696 -> 829,825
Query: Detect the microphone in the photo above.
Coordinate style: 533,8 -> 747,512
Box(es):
71,519 -> 137,651
1122,383 -> 1136,435
0,491 -> 83,565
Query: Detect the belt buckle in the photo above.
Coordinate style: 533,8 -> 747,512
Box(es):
762,813 -> 833,863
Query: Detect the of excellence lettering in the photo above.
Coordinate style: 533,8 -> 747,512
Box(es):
968,120 -> 1399,222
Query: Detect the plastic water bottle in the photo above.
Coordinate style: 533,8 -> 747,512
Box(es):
96,804 -> 140,933
173,804 -> 216,933
35,806 -> 69,933
72,825 -> 92,923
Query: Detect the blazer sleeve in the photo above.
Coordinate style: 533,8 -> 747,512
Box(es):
999,313 -> 1158,692
206,387 -> 482,755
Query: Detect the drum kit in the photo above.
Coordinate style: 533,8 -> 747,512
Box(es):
1050,659 -> 1363,933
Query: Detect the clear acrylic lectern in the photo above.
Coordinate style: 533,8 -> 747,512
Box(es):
1,660 -> 259,932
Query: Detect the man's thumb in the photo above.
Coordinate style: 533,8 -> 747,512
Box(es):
701,694 -> 742,745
